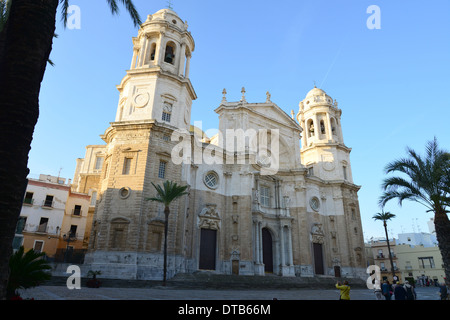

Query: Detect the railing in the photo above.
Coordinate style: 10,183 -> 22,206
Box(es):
42,200 -> 53,208
23,225 -> 59,235
71,208 -> 82,216
23,198 -> 34,205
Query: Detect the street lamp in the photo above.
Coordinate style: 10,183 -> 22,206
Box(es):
63,231 -> 76,263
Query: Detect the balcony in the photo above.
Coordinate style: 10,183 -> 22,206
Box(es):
23,198 -> 34,206
71,208 -> 82,217
41,200 -> 54,209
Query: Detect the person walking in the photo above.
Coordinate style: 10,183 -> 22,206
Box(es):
404,280 -> 416,300
394,281 -> 407,300
381,280 -> 393,300
438,283 -> 448,300
336,281 -> 350,300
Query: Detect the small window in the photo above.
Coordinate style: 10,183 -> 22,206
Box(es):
307,166 -> 314,176
343,166 -> 348,180
310,197 -> 320,211
24,192 -> 33,205
33,241 -> 44,253
163,134 -> 170,142
260,186 -> 270,207
162,111 -> 171,122
162,102 -> 172,123
158,161 -> 166,179
119,187 -> 131,199
95,156 -> 104,170
123,157 -> 132,175
204,171 -> 219,189
73,205 -> 82,216
43,195 -> 53,207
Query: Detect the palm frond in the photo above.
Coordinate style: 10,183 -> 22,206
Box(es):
116,0 -> 142,27
380,137 -> 450,214
7,247 -> 51,297
372,211 -> 396,222
0,0 -> 12,32
59,0 -> 70,27
147,181 -> 188,207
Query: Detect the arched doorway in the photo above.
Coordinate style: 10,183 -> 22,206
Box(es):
262,228 -> 273,273
199,228 -> 217,270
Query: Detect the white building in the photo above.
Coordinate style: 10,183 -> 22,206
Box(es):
397,232 -> 438,248
20,175 -> 71,255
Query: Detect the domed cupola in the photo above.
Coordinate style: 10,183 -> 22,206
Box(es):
296,86 -> 343,147
301,86 -> 334,111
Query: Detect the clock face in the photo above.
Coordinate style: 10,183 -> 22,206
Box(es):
133,92 -> 150,108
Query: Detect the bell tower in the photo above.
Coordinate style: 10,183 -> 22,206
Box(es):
85,9 -> 196,279
115,9 -> 196,130
296,87 -> 353,182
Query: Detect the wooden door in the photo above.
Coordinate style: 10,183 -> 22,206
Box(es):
313,243 -> 324,275
199,229 -> 217,270
262,228 -> 273,273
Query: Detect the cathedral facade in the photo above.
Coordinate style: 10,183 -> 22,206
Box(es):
74,8 -> 367,280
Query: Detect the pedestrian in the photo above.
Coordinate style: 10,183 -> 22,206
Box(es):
404,280 -> 416,300
381,280 -> 393,300
374,287 -> 384,300
394,281 -> 407,300
438,283 -> 448,300
336,281 -> 350,300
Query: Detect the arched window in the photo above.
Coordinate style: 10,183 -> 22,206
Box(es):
149,42 -> 156,61
164,42 -> 176,64
320,120 -> 326,135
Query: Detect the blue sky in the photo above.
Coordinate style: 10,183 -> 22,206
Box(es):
30,0 -> 450,240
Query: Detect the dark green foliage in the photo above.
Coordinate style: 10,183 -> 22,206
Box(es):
7,247 -> 51,299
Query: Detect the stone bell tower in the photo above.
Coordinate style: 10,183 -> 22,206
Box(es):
115,9 -> 196,129
85,9 -> 196,280
296,86 -> 353,183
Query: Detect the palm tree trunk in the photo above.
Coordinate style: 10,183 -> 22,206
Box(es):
163,207 -> 170,286
434,210 -> 450,286
384,222 -> 396,281
0,0 -> 58,300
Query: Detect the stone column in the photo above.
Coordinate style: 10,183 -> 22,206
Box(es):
130,49 -> 138,69
156,32 -> 165,65
185,55 -> 191,78
280,225 -> 286,266
326,113 -> 333,141
287,226 -> 294,265
178,43 -> 186,77
138,37 -> 148,67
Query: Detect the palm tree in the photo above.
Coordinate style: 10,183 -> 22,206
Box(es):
0,0 -> 141,300
7,246 -> 51,299
147,180 -> 188,286
372,211 -> 397,281
379,137 -> 450,285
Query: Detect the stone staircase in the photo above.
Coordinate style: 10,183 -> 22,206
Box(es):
167,272 -> 367,289
44,272 -> 367,289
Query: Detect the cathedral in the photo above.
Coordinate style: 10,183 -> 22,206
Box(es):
73,8 -> 367,280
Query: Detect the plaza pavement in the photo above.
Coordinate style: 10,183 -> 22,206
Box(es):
19,285 -> 444,301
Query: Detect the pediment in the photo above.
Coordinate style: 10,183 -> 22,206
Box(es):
248,103 -> 301,131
